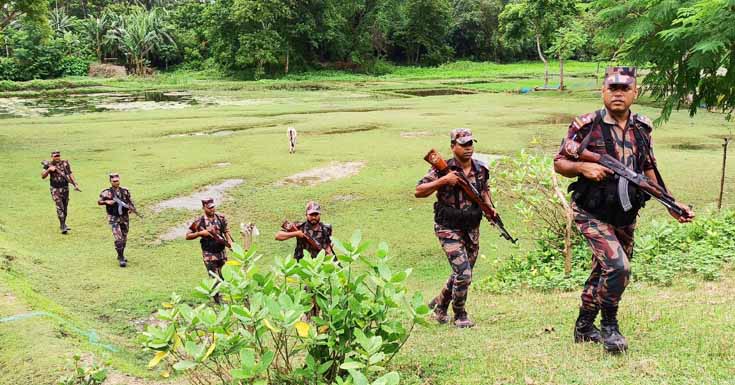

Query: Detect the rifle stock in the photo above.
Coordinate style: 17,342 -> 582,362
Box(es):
281,220 -> 322,251
423,149 -> 518,243
562,139 -> 691,219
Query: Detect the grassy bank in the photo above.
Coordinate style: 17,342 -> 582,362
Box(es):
1,63 -> 733,384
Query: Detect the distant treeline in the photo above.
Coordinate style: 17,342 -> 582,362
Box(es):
1,0 -> 729,85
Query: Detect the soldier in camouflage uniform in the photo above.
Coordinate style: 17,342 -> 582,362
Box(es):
554,67 -> 694,352
41,151 -> 80,234
415,128 -> 497,328
275,201 -> 334,260
98,173 -> 137,267
186,198 -> 233,303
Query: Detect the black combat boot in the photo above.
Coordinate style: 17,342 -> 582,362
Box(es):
60,219 -> 70,234
116,248 -> 127,267
601,306 -> 627,353
574,307 -> 602,343
428,298 -> 449,324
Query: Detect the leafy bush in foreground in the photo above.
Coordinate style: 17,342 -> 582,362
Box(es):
479,211 -> 735,293
142,231 -> 428,385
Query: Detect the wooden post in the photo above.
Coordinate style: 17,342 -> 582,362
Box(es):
718,137 -> 729,210
552,168 -> 573,276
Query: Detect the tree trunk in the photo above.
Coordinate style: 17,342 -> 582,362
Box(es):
719,137 -> 729,210
559,57 -> 564,90
536,34 -> 548,88
285,46 -> 289,75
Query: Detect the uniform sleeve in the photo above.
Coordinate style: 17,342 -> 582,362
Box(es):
99,189 -> 111,200
417,167 -> 439,186
554,114 -> 594,162
65,161 -> 72,174
218,215 -> 229,232
189,217 -> 201,232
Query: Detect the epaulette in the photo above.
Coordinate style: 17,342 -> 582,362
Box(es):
571,112 -> 596,130
635,114 -> 653,131
322,223 -> 333,236
473,158 -> 490,171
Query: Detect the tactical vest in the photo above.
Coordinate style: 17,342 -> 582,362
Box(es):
49,161 -> 70,188
294,222 -> 332,260
433,162 -> 487,230
105,188 -> 129,217
569,111 -> 652,227
198,214 -> 227,253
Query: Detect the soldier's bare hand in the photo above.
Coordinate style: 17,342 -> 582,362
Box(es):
47,165 -> 57,172
199,229 -> 211,237
442,171 -> 461,186
670,203 -> 695,223
294,230 -> 306,239
485,207 -> 498,221
579,163 -> 612,182
105,199 -> 115,205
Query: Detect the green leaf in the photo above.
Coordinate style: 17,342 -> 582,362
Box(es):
340,361 -> 365,370
348,369 -> 369,385
172,361 -> 197,371
350,230 -> 362,249
231,242 -> 244,258
373,372 -> 400,385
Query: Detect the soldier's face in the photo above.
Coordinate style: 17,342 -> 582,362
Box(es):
451,141 -> 474,161
52,154 -> 61,163
307,212 -> 320,224
602,83 -> 637,113
110,177 -> 120,188
204,205 -> 215,216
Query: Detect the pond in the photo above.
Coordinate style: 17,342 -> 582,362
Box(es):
0,91 -> 219,118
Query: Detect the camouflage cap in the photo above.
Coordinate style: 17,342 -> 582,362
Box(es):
201,197 -> 215,208
305,201 -> 321,214
51,150 -> 61,156
604,66 -> 637,86
108,172 -> 120,179
450,128 -> 475,145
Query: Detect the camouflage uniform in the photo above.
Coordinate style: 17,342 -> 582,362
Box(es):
189,213 -> 230,277
292,220 -> 333,260
99,187 -> 134,258
418,156 -> 489,318
48,160 -> 72,229
555,108 -> 655,310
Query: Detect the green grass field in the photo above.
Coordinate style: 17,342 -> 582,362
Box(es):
1,62 -> 734,385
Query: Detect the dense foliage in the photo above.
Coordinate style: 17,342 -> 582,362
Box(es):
142,232 -> 428,385
0,0 -> 596,80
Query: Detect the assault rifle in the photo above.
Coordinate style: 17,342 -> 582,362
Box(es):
561,135 -> 692,219
113,196 -> 143,218
424,149 -> 518,244
41,160 -> 81,191
281,220 -> 322,251
189,218 -> 231,249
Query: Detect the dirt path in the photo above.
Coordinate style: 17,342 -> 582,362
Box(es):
276,162 -> 365,187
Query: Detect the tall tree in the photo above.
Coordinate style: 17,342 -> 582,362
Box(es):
546,20 -> 587,90
1,0 -> 50,33
401,0 -> 453,64
499,0 -> 577,87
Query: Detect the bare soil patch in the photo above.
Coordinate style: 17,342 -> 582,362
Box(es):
276,162 -> 365,187
152,179 -> 244,212
507,113 -> 577,128
156,223 -> 189,243
321,124 -> 382,135
400,131 -> 432,138
473,153 -> 505,165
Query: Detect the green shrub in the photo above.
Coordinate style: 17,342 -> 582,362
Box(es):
59,56 -> 91,77
142,231 -> 427,385
57,354 -> 108,385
